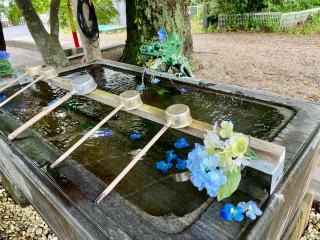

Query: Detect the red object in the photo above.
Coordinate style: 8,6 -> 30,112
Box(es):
72,31 -> 80,48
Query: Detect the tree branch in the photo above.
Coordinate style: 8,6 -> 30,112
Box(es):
50,0 -> 61,39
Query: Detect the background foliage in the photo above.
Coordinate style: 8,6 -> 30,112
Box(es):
4,0 -> 118,28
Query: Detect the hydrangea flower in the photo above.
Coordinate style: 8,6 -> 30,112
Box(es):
0,51 -> 10,59
174,138 -> 190,149
187,144 -> 207,172
156,160 -> 173,173
104,83 -> 113,89
205,169 -> 227,197
136,83 -> 145,92
91,129 -> 113,138
179,87 -> 188,94
130,133 -> 142,140
204,130 -> 224,154
166,150 -> 177,161
237,201 -> 262,220
176,158 -> 187,170
229,133 -> 249,158
187,144 -> 227,197
151,78 -> 160,84
0,93 -> 7,102
220,203 -> 244,222
217,121 -> 235,139
157,28 -> 167,43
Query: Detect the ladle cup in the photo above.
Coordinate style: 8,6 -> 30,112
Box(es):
49,90 -> 143,169
8,73 -> 97,140
0,65 -> 45,107
0,64 -> 43,94
95,104 -> 193,204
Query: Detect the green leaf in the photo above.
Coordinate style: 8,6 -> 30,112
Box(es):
217,166 -> 241,201
245,147 -> 260,160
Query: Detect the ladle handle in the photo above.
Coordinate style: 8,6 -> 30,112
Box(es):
95,122 -> 171,204
0,76 -> 43,108
50,104 -> 124,169
0,73 -> 28,94
8,92 -> 73,140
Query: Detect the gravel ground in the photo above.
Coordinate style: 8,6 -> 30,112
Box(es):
1,32 -> 320,239
301,202 -> 320,240
193,33 -> 320,103
0,177 -> 57,240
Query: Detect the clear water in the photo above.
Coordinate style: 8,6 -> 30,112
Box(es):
0,65 -> 291,217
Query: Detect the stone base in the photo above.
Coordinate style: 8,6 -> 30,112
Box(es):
0,172 -> 29,207
282,192 -> 314,240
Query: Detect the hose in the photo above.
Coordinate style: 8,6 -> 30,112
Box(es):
77,0 -> 99,45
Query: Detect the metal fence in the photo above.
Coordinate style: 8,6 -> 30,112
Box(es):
188,5 -> 203,19
217,7 -> 320,29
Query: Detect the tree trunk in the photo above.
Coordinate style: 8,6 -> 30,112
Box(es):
15,0 -> 69,67
0,21 -> 6,51
121,0 -> 193,65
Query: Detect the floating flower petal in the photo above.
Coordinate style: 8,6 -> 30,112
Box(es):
156,160 -> 173,173
174,138 -> 190,149
220,203 -> 244,222
176,158 -> 187,170
166,150 -> 177,161
130,133 -> 142,140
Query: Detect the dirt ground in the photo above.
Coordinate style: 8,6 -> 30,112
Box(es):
192,33 -> 320,103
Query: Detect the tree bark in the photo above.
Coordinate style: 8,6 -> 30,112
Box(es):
50,0 -> 61,41
121,0 -> 193,65
0,21 -> 6,51
15,0 -> 69,67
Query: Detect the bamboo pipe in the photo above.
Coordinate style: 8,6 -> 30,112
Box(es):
95,122 -> 172,204
8,92 -> 74,140
0,76 -> 43,108
0,73 -> 28,94
50,104 -> 124,168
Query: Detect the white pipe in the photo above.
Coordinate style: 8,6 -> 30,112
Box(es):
95,122 -> 172,204
0,76 -> 43,108
8,92 -> 74,140
50,104 -> 124,169
0,73 -> 28,94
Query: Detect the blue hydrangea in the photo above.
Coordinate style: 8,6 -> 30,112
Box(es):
156,160 -> 173,173
176,158 -> 187,170
157,28 -> 167,43
91,129 -> 113,138
174,138 -> 190,149
179,87 -> 188,94
0,93 -> 7,102
187,144 -> 227,197
0,51 -> 10,59
136,83 -> 145,92
237,201 -> 262,220
130,133 -> 142,140
104,83 -> 113,89
166,150 -> 177,162
205,169 -> 227,197
220,203 -> 244,222
151,78 -> 160,84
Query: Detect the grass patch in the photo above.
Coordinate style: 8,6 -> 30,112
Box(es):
283,14 -> 320,35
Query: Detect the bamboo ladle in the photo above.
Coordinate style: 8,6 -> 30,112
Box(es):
8,72 -> 98,140
50,90 -> 143,169
95,104 -> 193,204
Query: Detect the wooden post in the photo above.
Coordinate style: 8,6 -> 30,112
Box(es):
71,0 -> 102,61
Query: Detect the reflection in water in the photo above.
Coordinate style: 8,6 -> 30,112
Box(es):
0,65 -> 289,217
